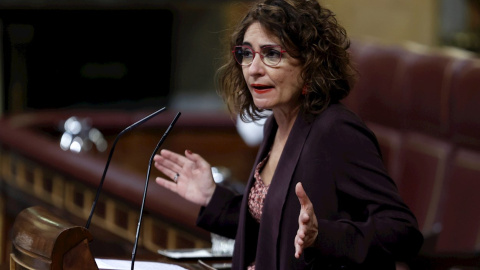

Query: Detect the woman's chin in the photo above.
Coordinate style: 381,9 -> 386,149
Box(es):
253,101 -> 272,110
255,104 -> 270,110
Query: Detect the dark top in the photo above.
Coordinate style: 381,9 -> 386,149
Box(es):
197,103 -> 423,270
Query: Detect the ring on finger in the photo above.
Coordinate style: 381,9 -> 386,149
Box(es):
173,173 -> 180,183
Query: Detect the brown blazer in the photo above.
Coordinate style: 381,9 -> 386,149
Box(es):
197,103 -> 423,269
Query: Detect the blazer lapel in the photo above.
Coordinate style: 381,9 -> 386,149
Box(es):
234,115 -> 277,269
257,112 -> 313,268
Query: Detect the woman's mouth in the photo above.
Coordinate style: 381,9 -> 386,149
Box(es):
251,84 -> 273,94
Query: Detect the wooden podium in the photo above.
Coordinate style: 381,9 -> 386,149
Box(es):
10,206 -> 98,270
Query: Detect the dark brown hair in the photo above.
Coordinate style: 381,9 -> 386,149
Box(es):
216,0 -> 356,122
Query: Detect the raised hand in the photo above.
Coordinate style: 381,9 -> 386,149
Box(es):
294,182 -> 319,258
154,149 -> 216,207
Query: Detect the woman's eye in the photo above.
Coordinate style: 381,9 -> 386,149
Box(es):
243,50 -> 253,57
264,49 -> 281,58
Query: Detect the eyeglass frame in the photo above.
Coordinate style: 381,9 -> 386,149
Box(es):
232,45 -> 288,67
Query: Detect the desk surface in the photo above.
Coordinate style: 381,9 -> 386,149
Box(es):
96,258 -> 201,270
95,256 -> 231,270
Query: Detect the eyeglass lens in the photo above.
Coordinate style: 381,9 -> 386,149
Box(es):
233,45 -> 283,66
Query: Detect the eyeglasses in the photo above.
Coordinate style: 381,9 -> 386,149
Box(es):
232,45 -> 287,67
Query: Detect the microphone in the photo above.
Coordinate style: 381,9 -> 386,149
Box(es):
85,107 -> 167,229
131,111 -> 181,270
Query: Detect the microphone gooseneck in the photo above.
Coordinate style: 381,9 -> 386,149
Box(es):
85,107 -> 167,229
131,111 -> 181,270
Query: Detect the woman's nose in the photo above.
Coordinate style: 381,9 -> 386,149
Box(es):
248,54 -> 265,75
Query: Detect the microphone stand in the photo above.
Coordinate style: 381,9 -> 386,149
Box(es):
131,111 -> 181,270
85,107 -> 167,229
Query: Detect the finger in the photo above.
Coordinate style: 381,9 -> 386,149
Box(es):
297,228 -> 306,239
155,153 -> 184,175
299,212 -> 310,224
294,236 -> 303,258
296,182 -> 312,208
297,236 -> 304,245
295,249 -> 300,258
172,172 -> 180,183
154,160 -> 181,180
155,177 -> 178,192
185,149 -> 211,169
294,236 -> 300,258
160,149 -> 189,167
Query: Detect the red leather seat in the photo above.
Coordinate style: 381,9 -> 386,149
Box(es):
399,48 -> 455,137
435,149 -> 480,253
396,132 -> 453,236
367,122 -> 404,185
345,41 -> 408,129
450,58 -> 480,151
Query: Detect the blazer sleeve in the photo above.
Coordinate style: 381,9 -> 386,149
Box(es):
196,185 -> 243,239
303,108 -> 423,266
196,115 -> 275,241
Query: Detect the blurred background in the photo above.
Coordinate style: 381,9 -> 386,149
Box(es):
0,0 -> 480,269
0,0 -> 478,115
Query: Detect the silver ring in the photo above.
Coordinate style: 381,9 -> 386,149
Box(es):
173,173 -> 179,182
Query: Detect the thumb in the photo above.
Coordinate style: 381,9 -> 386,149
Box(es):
296,182 -> 311,207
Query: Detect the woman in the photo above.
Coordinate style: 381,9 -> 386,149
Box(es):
154,0 -> 423,269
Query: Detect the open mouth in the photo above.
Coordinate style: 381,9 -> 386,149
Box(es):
252,84 -> 273,93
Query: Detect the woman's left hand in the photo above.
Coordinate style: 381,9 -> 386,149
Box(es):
294,182 -> 319,259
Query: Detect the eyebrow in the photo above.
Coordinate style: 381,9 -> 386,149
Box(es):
241,42 -> 281,48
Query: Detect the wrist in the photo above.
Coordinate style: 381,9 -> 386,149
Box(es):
204,184 -> 217,206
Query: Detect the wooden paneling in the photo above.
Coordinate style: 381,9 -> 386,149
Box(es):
0,109 -> 257,264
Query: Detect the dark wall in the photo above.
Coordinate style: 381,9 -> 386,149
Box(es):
1,9 -> 173,111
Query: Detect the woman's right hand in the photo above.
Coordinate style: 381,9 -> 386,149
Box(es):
154,149 -> 216,207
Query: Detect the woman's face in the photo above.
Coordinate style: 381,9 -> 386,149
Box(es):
241,22 -> 303,113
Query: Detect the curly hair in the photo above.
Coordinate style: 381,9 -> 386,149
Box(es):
216,0 -> 357,122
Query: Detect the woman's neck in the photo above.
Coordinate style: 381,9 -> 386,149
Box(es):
273,106 -> 299,140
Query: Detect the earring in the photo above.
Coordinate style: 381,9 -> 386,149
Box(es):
302,85 -> 308,95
